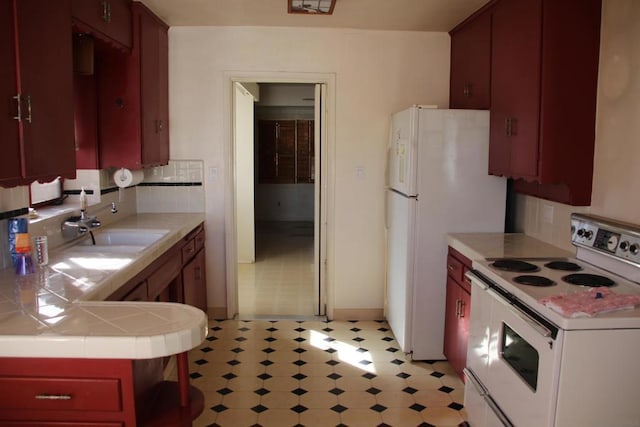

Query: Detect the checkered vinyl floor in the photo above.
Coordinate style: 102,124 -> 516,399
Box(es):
186,319 -> 467,426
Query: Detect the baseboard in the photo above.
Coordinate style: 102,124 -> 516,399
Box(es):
332,308 -> 384,321
207,306 -> 227,319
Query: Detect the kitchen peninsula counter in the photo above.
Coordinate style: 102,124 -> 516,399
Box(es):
447,232 -> 573,262
0,213 -> 207,359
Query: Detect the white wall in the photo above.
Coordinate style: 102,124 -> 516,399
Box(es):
234,83 -> 256,263
515,0 -> 640,250
168,26 -> 450,316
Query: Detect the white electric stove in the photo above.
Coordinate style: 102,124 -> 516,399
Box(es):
464,213 -> 640,427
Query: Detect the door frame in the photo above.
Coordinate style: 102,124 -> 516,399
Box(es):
223,71 -> 335,319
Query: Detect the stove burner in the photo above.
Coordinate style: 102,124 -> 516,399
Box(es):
544,261 -> 582,271
562,273 -> 615,287
490,259 -> 539,272
513,275 -> 556,287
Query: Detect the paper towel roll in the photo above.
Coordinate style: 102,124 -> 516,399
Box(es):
113,168 -> 144,188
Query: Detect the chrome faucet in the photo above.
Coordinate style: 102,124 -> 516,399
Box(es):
61,202 -> 118,241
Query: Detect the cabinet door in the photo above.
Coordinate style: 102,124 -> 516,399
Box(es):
276,120 -> 296,183
457,287 -> 470,376
489,0 -> 542,180
296,120 -> 314,183
449,11 -> 491,109
16,0 -> 75,182
183,249 -> 207,313
443,277 -> 461,374
98,2 -> 168,169
0,0 -> 21,183
71,0 -> 132,48
258,120 -> 277,182
140,7 -> 167,167
258,120 -> 296,183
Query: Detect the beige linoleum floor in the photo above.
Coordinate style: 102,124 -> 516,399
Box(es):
238,222 -> 316,317
188,319 -> 467,427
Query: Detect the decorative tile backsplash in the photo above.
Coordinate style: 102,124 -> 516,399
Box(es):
137,160 -> 205,213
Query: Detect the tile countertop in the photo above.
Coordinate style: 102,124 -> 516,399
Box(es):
447,232 -> 574,261
0,213 -> 208,359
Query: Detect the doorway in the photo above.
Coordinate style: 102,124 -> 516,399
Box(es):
228,77 -> 330,319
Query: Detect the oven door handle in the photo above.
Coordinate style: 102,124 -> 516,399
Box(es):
466,270 -> 553,338
487,288 -> 553,338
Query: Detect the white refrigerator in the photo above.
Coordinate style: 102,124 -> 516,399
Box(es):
385,106 -> 506,360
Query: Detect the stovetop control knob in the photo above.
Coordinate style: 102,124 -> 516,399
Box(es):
583,230 -> 593,239
577,228 -> 585,237
620,241 -> 630,252
630,243 -> 639,255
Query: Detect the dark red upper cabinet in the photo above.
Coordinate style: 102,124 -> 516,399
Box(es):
1,0 -> 75,187
0,0 -> 22,184
449,10 -> 491,110
488,0 -> 601,205
98,1 -> 169,170
72,0 -> 132,48
489,0 -> 542,180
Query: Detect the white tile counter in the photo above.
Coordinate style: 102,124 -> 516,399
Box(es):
0,213 -> 208,359
447,232 -> 573,261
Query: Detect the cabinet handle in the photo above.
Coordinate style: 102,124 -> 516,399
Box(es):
459,300 -> 466,318
463,83 -> 471,98
505,117 -> 517,137
35,394 -> 72,400
25,95 -> 32,123
12,94 -> 22,121
455,299 -> 461,317
102,1 -> 111,22
447,264 -> 455,271
158,119 -> 164,131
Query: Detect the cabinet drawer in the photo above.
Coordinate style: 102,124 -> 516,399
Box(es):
122,280 -> 147,301
147,255 -> 180,300
194,229 -> 205,253
181,239 -> 196,264
446,254 -> 465,283
0,377 -> 121,412
1,422 -> 122,426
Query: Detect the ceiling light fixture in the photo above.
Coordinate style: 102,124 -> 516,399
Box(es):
288,0 -> 336,15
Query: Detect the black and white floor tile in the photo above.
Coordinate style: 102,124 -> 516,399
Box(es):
185,319 -> 467,427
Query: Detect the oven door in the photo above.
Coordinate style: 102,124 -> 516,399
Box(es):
484,287 -> 563,427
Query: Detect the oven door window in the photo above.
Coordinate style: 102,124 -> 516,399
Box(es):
501,323 -> 539,391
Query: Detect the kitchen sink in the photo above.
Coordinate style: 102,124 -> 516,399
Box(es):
76,229 -> 170,249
